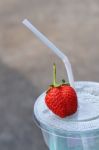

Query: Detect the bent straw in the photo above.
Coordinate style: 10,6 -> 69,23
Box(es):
22,19 -> 75,88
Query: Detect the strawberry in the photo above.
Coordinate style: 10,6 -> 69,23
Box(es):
45,64 -> 78,118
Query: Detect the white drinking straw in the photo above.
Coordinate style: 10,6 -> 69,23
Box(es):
22,19 -> 74,88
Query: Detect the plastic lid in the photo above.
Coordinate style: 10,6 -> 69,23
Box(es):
34,81 -> 99,133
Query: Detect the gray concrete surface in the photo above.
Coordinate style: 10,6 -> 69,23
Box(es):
1,0 -> 99,149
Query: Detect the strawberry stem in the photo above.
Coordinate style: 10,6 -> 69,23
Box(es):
48,64 -> 70,89
53,63 -> 57,86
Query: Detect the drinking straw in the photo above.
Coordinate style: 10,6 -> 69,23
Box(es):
22,19 -> 75,88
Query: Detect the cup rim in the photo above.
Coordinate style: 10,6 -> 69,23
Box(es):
33,111 -> 99,139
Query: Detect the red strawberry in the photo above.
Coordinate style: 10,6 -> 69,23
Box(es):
45,64 -> 78,118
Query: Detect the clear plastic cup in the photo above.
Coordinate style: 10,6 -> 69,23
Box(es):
34,81 -> 99,150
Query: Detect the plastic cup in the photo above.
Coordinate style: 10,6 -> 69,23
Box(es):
34,81 -> 99,150
38,126 -> 99,150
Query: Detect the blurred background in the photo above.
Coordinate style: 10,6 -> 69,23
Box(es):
0,0 -> 99,149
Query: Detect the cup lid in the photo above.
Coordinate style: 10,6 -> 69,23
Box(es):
34,81 -> 99,136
